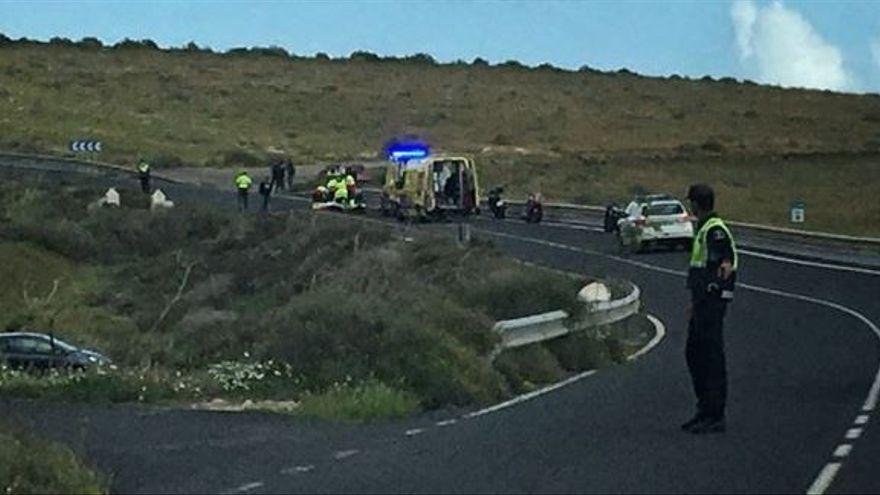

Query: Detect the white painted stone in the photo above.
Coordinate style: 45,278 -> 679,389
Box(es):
104,188 -> 120,206
151,189 -> 174,209
579,282 -> 612,303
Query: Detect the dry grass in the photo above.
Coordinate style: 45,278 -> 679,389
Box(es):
0,39 -> 878,234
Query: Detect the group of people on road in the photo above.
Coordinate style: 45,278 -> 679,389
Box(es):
233,158 -> 297,213
313,166 -> 359,207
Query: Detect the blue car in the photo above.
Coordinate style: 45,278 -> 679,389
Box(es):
0,332 -> 111,370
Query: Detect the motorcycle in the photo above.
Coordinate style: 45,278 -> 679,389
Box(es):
523,194 -> 543,223
603,204 -> 627,233
487,187 -> 507,219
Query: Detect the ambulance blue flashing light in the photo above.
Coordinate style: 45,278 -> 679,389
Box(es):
387,144 -> 430,163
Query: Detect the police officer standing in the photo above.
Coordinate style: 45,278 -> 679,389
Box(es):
235,170 -> 253,212
258,176 -> 272,213
284,159 -> 296,189
137,158 -> 151,194
681,183 -> 738,434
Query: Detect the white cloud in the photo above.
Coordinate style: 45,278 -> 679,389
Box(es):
730,0 -> 854,91
730,0 -> 756,60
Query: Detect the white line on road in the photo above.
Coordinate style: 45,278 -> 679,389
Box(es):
463,311 -> 667,420
739,249 -> 880,276
628,314 -> 666,361
436,419 -> 458,427
463,369 -> 598,419
224,481 -> 264,494
405,428 -> 425,436
473,227 -> 880,495
808,463 -> 841,495
833,444 -> 852,458
845,428 -> 863,440
540,220 -> 606,233
855,415 -> 869,425
333,449 -> 360,460
281,465 -> 315,475
518,214 -> 880,276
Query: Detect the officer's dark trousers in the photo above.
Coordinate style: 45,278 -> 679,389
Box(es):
686,299 -> 728,420
140,177 -> 150,194
238,190 -> 249,211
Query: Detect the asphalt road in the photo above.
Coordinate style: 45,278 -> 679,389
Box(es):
0,158 -> 878,494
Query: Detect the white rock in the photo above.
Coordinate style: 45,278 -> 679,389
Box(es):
579,282 -> 612,303
151,189 -> 174,209
104,188 -> 120,207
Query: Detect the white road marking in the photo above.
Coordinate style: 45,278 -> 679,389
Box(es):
628,314 -> 666,361
855,415 -> 869,425
807,463 -> 841,495
463,369 -> 598,419
845,428 -> 863,440
333,449 -> 360,460
517,214 -> 880,276
540,220 -> 606,233
281,465 -> 315,475
436,419 -> 457,427
739,249 -> 880,276
224,481 -> 264,494
833,444 -> 852,458
463,311 -> 667,420
405,428 -> 425,436
472,227 -> 880,495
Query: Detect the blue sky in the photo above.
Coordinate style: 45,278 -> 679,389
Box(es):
1,0 -> 879,93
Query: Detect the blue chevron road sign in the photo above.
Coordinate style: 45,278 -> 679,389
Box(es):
70,140 -> 103,152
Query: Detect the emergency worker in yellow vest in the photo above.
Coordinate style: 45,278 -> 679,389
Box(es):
235,171 -> 253,212
681,183 -> 737,435
333,175 -> 349,204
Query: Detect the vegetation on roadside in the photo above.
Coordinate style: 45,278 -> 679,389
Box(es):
0,175 -> 642,420
0,422 -> 106,495
0,36 -> 878,234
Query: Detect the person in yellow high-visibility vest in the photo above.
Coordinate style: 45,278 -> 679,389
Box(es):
333,176 -> 349,204
234,171 -> 253,211
681,183 -> 738,435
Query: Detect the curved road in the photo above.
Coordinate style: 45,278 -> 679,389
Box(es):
0,158 -> 877,494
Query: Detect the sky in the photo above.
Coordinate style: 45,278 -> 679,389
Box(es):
1,0 -> 879,94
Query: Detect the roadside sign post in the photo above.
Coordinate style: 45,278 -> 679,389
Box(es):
790,200 -> 805,224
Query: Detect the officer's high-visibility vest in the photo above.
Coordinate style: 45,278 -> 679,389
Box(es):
334,182 -> 349,200
138,162 -> 150,174
235,174 -> 253,190
689,216 -> 738,270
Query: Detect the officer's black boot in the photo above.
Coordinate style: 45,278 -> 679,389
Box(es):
680,414 -> 705,431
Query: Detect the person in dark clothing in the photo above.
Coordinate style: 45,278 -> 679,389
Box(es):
284,160 -> 296,189
137,159 -> 151,194
681,183 -> 738,435
259,177 -> 273,213
271,161 -> 285,192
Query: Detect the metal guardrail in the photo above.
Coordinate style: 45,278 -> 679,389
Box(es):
489,281 -> 641,361
0,151 -> 185,184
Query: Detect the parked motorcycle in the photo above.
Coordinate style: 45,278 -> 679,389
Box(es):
523,193 -> 543,223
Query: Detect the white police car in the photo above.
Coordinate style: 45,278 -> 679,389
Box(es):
617,194 -> 694,252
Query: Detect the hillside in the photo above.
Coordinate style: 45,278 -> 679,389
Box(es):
1,37 -> 878,234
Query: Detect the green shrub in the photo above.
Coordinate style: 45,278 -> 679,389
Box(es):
494,345 -> 565,394
0,423 -> 106,494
